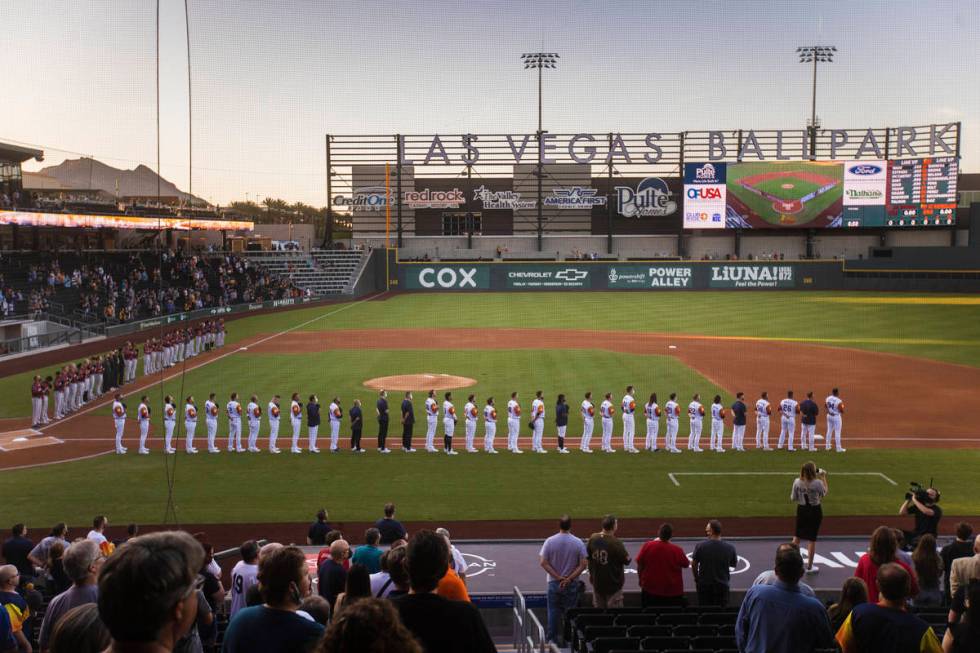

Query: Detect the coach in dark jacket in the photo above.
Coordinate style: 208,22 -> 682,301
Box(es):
799,392 -> 819,450
307,396 -> 321,428
377,390 -> 390,453
401,391 -> 415,452
350,399 -> 364,451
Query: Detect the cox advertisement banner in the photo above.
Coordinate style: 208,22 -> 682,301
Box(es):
504,265 -> 592,289
606,264 -> 694,288
683,163 -> 726,229
402,265 -> 491,290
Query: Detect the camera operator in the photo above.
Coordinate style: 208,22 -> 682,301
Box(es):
899,485 -> 942,548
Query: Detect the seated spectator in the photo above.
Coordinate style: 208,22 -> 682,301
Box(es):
836,563 -> 942,653
315,531 -> 346,570
245,542 -> 284,608
855,526 -> 920,603
636,523 -> 690,607
383,546 -> 410,600
298,596 -> 330,626
350,529 -> 382,574
222,545 -> 324,653
317,598 -> 421,653
1,525 -> 33,580
392,530 -> 495,653
174,585 -> 212,653
941,523 -> 975,604
375,504 -> 407,545
949,535 -> 980,604
912,534 -> 944,607
753,543 -> 818,597
828,577 -> 869,633
0,603 -> 13,653
0,566 -> 29,653
944,581 -> 980,652
334,564 -> 371,614
48,542 -> 71,595
317,539 -> 349,609
307,509 -> 332,546
97,531 -> 204,653
368,543 -> 406,599
38,539 -> 103,652
737,544 -> 835,653
48,603 -> 110,653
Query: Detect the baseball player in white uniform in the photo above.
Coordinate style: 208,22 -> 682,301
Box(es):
204,393 -> 220,453
580,392 -> 595,453
709,395 -> 725,452
664,393 -> 681,453
463,394 -> 478,453
687,394 -> 705,452
328,397 -> 343,452
111,394 -> 127,454
227,392 -> 243,452
825,387 -> 845,452
137,395 -> 151,454
267,395 -> 281,453
442,392 -> 458,455
246,395 -> 262,452
184,396 -> 198,454
530,391 -> 546,453
755,391 -> 772,451
506,392 -> 522,453
424,390 -> 439,453
163,395 -> 177,454
143,342 -> 153,376
777,390 -> 800,451
599,393 -> 615,453
621,386 -> 638,453
483,397 -> 498,453
644,393 -> 661,451
289,393 -> 303,453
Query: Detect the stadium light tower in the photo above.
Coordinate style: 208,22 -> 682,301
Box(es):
521,52 -> 559,134
797,45 -> 836,132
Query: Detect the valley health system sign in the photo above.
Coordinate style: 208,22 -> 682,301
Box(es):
683,163 -> 727,229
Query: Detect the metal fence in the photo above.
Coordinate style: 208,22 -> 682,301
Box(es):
512,586 -> 557,653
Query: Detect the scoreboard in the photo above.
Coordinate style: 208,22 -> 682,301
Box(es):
885,156 -> 958,227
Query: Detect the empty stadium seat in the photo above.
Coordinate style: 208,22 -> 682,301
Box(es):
592,637 -> 641,653
641,635 -> 689,652
656,613 -> 699,626
672,624 -> 717,638
614,614 -> 660,627
626,625 -> 672,638
691,635 -> 738,650
699,611 -> 738,625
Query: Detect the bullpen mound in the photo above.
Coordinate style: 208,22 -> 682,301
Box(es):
363,373 -> 477,391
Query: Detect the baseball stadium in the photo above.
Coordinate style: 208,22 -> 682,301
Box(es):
2,2 -> 980,653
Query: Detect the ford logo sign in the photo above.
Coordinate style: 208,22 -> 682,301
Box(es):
848,164 -> 882,175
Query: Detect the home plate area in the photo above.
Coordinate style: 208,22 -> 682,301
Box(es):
0,428 -> 63,452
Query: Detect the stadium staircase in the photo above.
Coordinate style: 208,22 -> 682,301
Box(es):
242,248 -> 367,296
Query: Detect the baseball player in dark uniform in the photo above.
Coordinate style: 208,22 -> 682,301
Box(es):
376,390 -> 390,453
400,391 -> 415,452
731,392 -> 747,452
799,391 -> 819,452
350,399 -> 364,452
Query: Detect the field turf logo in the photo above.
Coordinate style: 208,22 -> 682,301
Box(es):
710,265 -> 794,289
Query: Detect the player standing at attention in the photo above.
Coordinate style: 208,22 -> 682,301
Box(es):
644,393 -> 661,452
30,375 -> 43,427
688,393 -> 705,452
622,386 -> 638,453
507,391 -> 523,453
137,395 -> 152,454
483,397 -> 498,453
530,390 -> 546,453
824,388 -> 845,452
163,395 -> 178,454
710,395 -> 726,452
424,390 -> 439,453
246,395 -> 262,453
53,370 -> 65,420
328,397 -> 343,452
555,394 -> 570,454
755,391 -> 772,451
778,390 -> 800,451
267,394 -> 281,453
463,394 -> 478,453
290,392 -> 303,453
376,390 -> 390,454
112,393 -> 127,454
580,392 -> 595,453
227,392 -> 243,452
599,393 -> 615,453
731,392 -> 747,452
143,340 -> 152,376
307,395 -> 322,453
205,392 -> 220,453
442,392 -> 458,455
664,393 -> 681,453
401,391 -> 416,452
184,395 -> 198,454
799,391 -> 819,452
350,399 -> 364,452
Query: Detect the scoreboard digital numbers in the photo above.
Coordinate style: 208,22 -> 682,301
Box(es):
886,156 -> 958,227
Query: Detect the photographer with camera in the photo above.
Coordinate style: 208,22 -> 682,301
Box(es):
791,462 -> 828,574
899,482 -> 942,549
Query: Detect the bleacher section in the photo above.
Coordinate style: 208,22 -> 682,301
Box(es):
243,248 -> 367,295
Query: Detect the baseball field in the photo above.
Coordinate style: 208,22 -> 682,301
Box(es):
1,291 -> 979,532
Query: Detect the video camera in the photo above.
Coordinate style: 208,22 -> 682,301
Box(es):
905,480 -> 939,504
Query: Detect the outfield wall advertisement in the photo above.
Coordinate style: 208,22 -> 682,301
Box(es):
395,261 -> 841,291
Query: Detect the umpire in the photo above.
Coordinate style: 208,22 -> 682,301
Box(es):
377,390 -> 390,453
401,391 -> 415,452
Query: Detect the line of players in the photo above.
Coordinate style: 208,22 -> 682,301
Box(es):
108,385 -> 846,455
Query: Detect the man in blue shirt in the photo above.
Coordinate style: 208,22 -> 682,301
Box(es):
731,392 -> 748,452
376,390 -> 390,453
400,391 -> 416,452
737,544 -> 834,653
799,391 -> 819,452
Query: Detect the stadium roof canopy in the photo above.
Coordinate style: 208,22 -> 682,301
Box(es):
0,142 -> 44,164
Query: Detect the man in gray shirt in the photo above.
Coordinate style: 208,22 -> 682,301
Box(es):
38,539 -> 103,651
539,515 -> 587,646
692,519 -> 737,607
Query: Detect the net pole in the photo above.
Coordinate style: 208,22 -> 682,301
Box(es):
385,162 -> 391,249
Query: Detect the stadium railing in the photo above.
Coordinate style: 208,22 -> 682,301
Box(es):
512,585 -> 556,653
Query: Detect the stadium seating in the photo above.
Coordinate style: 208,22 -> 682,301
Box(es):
242,248 -> 367,295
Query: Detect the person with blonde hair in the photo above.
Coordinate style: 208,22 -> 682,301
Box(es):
791,461 -> 828,574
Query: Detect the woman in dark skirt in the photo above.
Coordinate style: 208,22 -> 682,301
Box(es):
791,461 -> 828,574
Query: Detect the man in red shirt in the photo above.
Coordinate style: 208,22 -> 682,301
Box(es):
635,523 -> 690,607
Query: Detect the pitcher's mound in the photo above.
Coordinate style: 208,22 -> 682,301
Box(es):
363,373 -> 477,391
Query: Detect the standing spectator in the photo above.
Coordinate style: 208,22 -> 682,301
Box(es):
38,540 -> 103,652
436,528 -> 467,583
0,606 -> 13,653
350,529 -> 382,574
333,564 -> 371,614
791,462 -> 828,574
173,586 -> 212,653
376,390 -> 390,454
943,582 -> 980,652
86,516 -> 110,553
538,515 -> 587,645
827,578 -> 869,633
48,603 -> 110,653
299,596 -> 331,627
393,530 -> 496,653
835,563 -> 942,653
736,544 -> 835,653
375,504 -> 407,545
692,519 -> 738,607
0,566 -> 30,653
949,535 -> 980,603
912,534 -> 944,607
855,527 -> 920,603
941,523 -> 975,604
586,515 -> 630,608
317,598 -> 422,653
222,546 -> 324,653
114,524 -> 138,548
307,509 -> 332,546
401,392 -> 415,452
1,526 -> 33,580
636,523 -> 690,607
27,523 -> 68,572
229,541 -> 259,620
317,540 -> 350,609
97,531 -> 205,653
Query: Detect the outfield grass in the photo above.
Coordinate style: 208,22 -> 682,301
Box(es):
1,448 -> 977,526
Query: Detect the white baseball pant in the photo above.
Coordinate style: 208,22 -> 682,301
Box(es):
778,417 -> 796,450
622,414 -> 635,450
139,420 -> 150,451
507,418 -> 520,451
247,420 -> 260,450
645,418 -> 659,450
114,418 -> 126,453
826,416 -> 843,451
185,420 -> 197,452
164,420 -> 176,451
531,419 -> 544,451
581,418 -> 594,451
206,419 -> 218,450
465,420 -> 476,450
601,417 -> 613,451
269,419 -> 280,451
666,420 -> 679,450
756,416 -> 770,449
688,419 -> 703,450
484,422 -> 496,451
426,416 -> 438,450
710,419 -> 724,451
